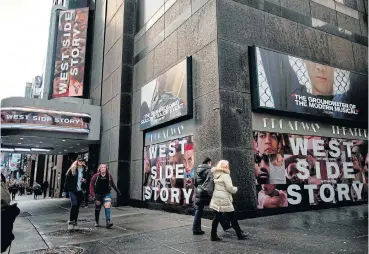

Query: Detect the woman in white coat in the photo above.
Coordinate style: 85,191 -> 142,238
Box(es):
209,160 -> 247,241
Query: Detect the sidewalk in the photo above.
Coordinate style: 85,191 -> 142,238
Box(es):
9,195 -> 368,254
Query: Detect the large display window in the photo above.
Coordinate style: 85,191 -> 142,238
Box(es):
252,114 -> 368,209
142,120 -> 195,208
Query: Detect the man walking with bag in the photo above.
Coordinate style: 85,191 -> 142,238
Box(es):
193,158 -> 231,235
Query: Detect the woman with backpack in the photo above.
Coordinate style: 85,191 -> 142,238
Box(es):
64,158 -> 89,230
209,160 -> 247,241
89,164 -> 121,228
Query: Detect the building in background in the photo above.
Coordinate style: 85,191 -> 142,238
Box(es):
31,75 -> 43,99
24,82 -> 33,98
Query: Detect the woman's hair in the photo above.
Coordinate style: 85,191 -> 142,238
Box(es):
97,163 -> 108,173
66,161 -> 77,176
216,160 -> 230,171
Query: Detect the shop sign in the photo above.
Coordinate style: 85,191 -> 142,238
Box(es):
1,107 -> 90,133
250,46 -> 368,123
140,57 -> 193,130
252,113 -> 368,140
144,119 -> 194,146
52,8 -> 89,98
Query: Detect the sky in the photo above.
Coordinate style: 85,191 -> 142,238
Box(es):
0,0 -> 52,100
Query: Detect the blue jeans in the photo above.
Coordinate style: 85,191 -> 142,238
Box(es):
193,204 -> 204,232
95,193 -> 112,221
69,191 -> 83,222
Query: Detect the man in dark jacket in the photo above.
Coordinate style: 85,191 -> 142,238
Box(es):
42,180 -> 49,198
192,158 -> 231,235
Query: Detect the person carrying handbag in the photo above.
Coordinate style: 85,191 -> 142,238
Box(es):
209,160 -> 248,241
193,158 -> 232,235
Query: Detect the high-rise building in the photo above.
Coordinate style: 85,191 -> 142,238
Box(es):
31,75 -> 43,99
24,82 -> 32,98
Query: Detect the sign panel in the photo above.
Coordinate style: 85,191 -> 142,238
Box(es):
143,120 -> 195,207
252,113 -> 368,140
143,135 -> 195,207
34,76 -> 42,88
1,107 -> 90,133
253,131 -> 368,209
140,58 -> 192,130
52,8 -> 89,98
250,47 -> 368,123
9,154 -> 21,171
144,119 -> 194,146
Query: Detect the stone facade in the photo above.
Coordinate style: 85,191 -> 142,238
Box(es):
93,0 -> 367,211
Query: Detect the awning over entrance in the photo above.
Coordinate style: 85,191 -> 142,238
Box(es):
1,97 -> 101,155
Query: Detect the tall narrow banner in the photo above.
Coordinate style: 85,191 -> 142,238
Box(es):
143,135 -> 195,207
52,8 -> 89,98
253,131 -> 368,209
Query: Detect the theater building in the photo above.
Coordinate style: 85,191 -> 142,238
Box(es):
1,0 -> 367,216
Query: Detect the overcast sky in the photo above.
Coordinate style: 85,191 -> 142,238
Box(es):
0,0 -> 52,100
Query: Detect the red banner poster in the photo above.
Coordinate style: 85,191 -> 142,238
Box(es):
52,8 -> 89,98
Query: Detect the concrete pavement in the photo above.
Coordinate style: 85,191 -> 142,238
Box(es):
7,195 -> 368,254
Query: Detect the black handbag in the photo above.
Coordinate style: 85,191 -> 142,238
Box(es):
1,203 -> 20,253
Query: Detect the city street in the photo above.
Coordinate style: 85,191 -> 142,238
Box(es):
8,195 -> 368,254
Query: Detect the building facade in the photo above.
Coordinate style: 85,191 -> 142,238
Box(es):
1,0 -> 367,216
87,0 -> 367,214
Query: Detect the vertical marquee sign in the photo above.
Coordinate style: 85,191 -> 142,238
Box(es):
52,8 -> 89,98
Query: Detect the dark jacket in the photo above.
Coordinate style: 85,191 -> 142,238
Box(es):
64,166 -> 88,192
89,170 -> 120,198
194,164 -> 212,206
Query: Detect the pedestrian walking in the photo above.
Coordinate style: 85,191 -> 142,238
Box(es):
1,173 -> 20,253
193,157 -> 231,235
209,160 -> 248,241
89,164 -> 121,228
33,182 -> 42,199
82,171 -> 92,208
42,180 -> 49,198
64,157 -> 89,230
9,179 -> 18,201
19,182 -> 25,196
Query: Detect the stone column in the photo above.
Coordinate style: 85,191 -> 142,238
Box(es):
100,0 -> 136,206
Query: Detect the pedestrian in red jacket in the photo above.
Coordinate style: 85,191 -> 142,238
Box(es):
89,164 -> 121,228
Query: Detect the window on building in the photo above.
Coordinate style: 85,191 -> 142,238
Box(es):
137,0 -> 164,33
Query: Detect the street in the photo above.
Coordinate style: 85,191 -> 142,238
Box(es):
8,195 -> 368,254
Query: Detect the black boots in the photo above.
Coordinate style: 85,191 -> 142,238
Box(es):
193,230 -> 205,235
94,210 -> 100,227
211,235 -> 222,241
106,220 -> 113,228
237,232 -> 249,240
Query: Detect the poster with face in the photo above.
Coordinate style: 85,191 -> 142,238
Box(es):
254,131 -> 368,209
143,135 -> 195,207
140,58 -> 192,130
251,47 -> 368,123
